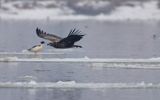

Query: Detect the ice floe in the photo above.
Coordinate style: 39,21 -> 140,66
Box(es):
0,81 -> 159,89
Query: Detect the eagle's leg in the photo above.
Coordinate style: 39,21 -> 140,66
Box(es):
73,45 -> 82,48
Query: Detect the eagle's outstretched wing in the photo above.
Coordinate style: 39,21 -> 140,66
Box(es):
59,28 -> 85,46
36,28 -> 62,42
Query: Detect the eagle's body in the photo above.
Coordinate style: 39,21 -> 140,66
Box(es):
36,28 -> 84,48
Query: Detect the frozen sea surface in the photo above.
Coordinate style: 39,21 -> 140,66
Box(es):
0,20 -> 160,100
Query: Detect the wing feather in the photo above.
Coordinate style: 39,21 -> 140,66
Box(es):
59,29 -> 85,46
36,28 -> 62,42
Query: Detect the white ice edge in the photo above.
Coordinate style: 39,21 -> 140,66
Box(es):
0,52 -> 64,55
1,57 -> 160,63
0,81 -> 159,89
2,57 -> 160,69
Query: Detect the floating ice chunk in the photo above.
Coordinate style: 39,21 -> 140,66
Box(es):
56,81 -> 76,85
22,49 -> 28,53
84,56 -> 89,59
149,57 -> 160,60
140,81 -> 145,85
148,83 -> 153,86
91,63 -> 105,70
28,80 -> 37,85
2,56 -> 18,62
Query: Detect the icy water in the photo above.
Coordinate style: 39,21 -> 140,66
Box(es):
1,20 -> 160,100
1,20 -> 160,58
